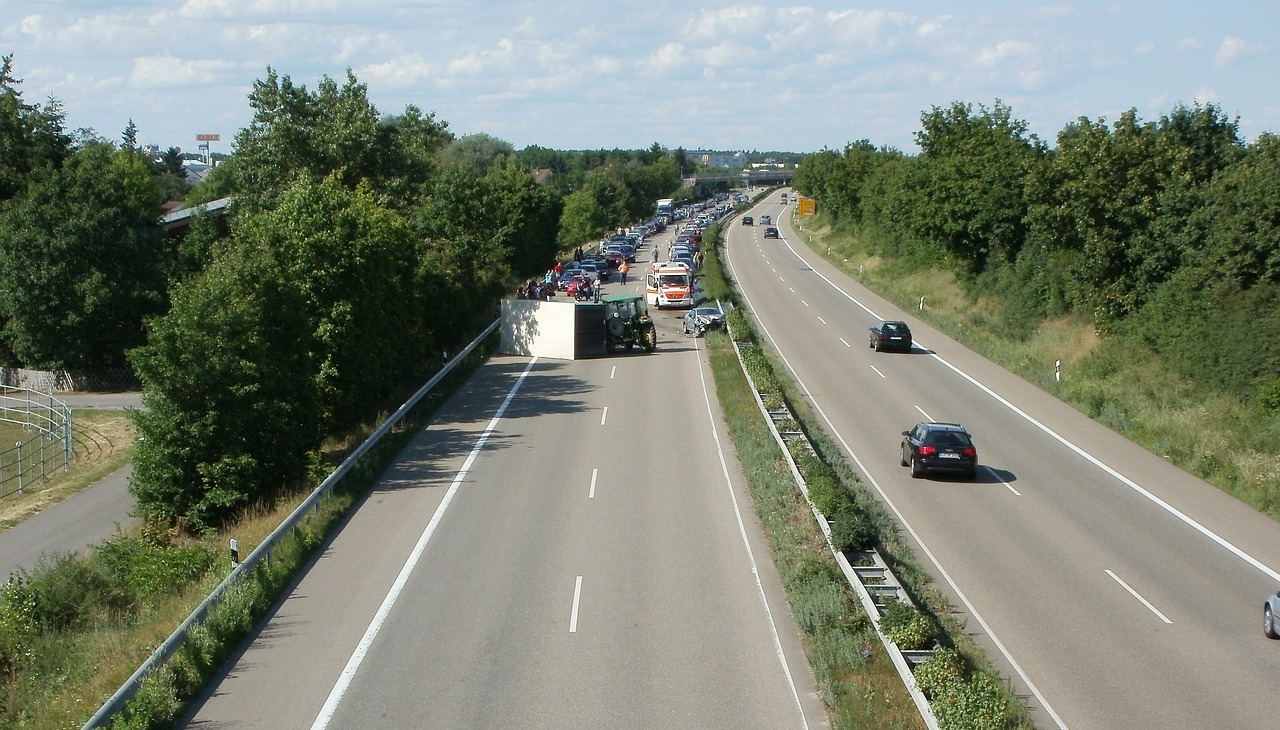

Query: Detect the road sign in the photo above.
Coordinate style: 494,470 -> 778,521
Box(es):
196,134 -> 220,141
798,196 -> 816,215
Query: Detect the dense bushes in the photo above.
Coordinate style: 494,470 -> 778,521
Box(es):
795,102 -> 1277,401
0,534 -> 216,679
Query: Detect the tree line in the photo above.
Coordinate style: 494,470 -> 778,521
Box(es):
0,56 -> 689,531
793,100 -> 1280,411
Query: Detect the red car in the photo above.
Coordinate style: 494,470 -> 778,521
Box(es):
564,274 -> 593,298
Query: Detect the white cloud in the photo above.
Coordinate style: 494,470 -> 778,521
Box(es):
646,43 -> 687,74
1191,86 -> 1218,105
1214,35 -> 1263,68
356,54 -> 436,89
130,55 -> 231,89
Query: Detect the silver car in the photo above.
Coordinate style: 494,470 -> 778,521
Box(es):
1265,591 -> 1280,638
683,306 -> 725,336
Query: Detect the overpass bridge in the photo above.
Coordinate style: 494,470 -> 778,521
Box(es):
683,168 -> 795,190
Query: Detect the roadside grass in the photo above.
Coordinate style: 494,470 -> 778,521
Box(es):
797,213 -> 1280,520
704,329 -> 925,729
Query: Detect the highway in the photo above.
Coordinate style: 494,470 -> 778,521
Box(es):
181,229 -> 828,728
726,191 -> 1280,729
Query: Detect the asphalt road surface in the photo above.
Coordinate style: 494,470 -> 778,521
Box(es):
182,233 -> 828,728
726,190 -> 1280,729
0,392 -> 141,578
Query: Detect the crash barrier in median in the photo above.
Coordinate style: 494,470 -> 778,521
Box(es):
0,386 -> 73,500
726,328 -> 941,730
80,319 -> 499,730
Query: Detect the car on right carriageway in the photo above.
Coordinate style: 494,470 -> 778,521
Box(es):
869,320 -> 912,352
900,422 -> 979,480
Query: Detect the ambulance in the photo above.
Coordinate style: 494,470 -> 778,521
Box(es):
645,262 -> 694,309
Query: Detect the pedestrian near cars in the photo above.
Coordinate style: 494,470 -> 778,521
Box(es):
619,260 -> 630,284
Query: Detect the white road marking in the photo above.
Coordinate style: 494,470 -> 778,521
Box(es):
726,247 -> 1070,729
817,316 -> 827,325
610,365 -> 616,379
600,406 -> 608,426
838,337 -> 851,348
310,358 -> 539,730
688,334 -> 812,729
1106,570 -> 1172,624
801,300 -> 809,307
761,231 -> 1280,582
870,365 -> 886,379
589,468 -> 597,499
569,575 -> 583,633
986,466 -> 1021,495
914,405 -> 932,421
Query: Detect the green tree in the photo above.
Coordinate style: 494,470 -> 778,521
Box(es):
129,248 -> 317,530
235,173 -> 418,429
0,54 -> 73,203
558,188 -> 611,246
440,132 -> 516,178
231,68 -> 382,211
1023,104 -> 1241,328
153,146 -> 192,202
0,142 -> 169,369
910,100 -> 1041,273
374,106 -> 453,212
480,159 -> 563,277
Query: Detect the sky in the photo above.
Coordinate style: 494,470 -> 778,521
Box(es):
2,1 -> 1278,157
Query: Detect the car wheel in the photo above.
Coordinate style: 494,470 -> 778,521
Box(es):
868,337 -> 875,349
900,445 -> 909,467
909,454 -> 922,478
1266,605 -> 1279,639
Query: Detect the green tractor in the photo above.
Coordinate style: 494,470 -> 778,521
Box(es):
603,293 -> 657,353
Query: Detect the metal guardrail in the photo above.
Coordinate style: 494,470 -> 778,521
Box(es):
81,319 -> 499,729
728,329 -> 940,729
0,386 -> 73,500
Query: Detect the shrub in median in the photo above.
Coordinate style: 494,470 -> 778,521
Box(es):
879,599 -> 939,650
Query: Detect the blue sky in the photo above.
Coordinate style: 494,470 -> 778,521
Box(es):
2,1 -> 1276,155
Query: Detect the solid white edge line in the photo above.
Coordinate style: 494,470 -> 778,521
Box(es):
309,357 -> 540,730
569,575 -> 583,633
690,334 -> 811,729
725,239 -> 1069,729
1106,570 -> 1173,624
772,228 -> 1280,583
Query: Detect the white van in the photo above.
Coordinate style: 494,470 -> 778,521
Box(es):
646,262 -> 694,309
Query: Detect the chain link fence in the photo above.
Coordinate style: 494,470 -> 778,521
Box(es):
0,367 -> 141,393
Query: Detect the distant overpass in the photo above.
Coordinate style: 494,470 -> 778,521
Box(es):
683,169 -> 795,188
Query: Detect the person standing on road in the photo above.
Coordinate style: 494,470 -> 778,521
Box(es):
619,260 -> 630,285
652,246 -> 659,262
